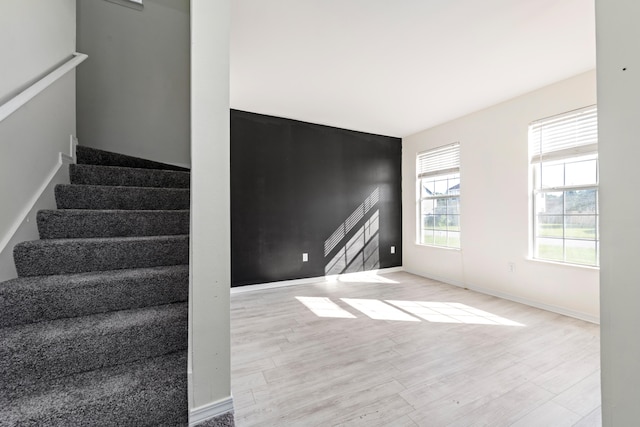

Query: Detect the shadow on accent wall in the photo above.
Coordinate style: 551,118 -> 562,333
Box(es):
324,188 -> 380,275
231,110 -> 402,287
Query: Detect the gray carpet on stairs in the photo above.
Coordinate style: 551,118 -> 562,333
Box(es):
70,163 -> 190,188
37,209 -> 190,239
56,184 -> 190,210
0,302 -> 187,392
0,265 -> 188,328
0,146 -> 204,426
0,351 -> 188,427
76,145 -> 189,172
13,235 -> 189,276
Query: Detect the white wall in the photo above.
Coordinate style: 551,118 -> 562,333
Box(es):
596,0 -> 640,424
76,0 -> 190,167
0,0 -> 77,282
0,1 -> 75,103
189,0 -> 232,421
402,70 -> 599,322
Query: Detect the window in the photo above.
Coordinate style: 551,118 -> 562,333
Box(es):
417,143 -> 461,249
530,106 -> 598,266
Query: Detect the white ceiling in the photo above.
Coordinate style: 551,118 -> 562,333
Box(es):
230,0 -> 596,138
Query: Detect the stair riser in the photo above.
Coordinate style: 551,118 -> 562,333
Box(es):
55,185 -> 190,210
70,164 -> 190,188
14,236 -> 189,277
76,145 -> 189,171
0,304 -> 187,390
0,266 -> 189,328
37,210 -> 190,239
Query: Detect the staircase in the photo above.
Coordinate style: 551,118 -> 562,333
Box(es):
0,146 -> 190,426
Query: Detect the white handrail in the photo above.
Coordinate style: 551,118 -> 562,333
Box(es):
0,52 -> 88,124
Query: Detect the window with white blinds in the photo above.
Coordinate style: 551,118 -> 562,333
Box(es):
417,143 -> 461,249
529,106 -> 597,163
417,143 -> 460,178
529,105 -> 599,266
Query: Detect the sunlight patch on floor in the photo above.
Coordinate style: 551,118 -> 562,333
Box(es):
386,300 -> 525,326
295,296 -> 525,326
295,296 -> 357,318
340,298 -> 420,322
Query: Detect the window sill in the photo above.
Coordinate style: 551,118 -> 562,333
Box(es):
525,257 -> 599,271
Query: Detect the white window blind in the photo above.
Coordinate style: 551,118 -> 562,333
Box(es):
417,143 -> 460,179
529,105 -> 597,162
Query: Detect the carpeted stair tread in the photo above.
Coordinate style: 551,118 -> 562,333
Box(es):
0,265 -> 189,328
1,146 -> 193,425
0,302 -> 187,390
55,184 -> 190,210
76,145 -> 189,172
0,351 -> 187,426
70,163 -> 190,188
37,209 -> 190,239
13,235 -> 189,277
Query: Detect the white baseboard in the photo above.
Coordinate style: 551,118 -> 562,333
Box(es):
189,396 -> 234,426
403,268 -> 600,324
0,136 -> 76,282
231,266 -> 405,294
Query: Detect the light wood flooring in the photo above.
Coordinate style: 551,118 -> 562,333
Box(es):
231,271 -> 601,426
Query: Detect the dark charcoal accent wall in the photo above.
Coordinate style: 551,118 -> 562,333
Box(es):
231,110 -> 402,287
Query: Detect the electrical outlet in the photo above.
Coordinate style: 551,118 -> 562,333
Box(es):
508,262 -> 515,273
391,246 -> 396,254
302,253 -> 308,262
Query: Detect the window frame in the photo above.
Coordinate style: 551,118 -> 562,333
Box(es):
529,106 -> 599,267
416,143 -> 461,249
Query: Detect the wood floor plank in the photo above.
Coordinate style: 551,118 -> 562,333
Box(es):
331,394 -> 415,427
401,359 -> 539,421
444,381 -> 554,427
531,350 -> 600,394
509,400 -> 582,427
232,389 -> 256,410
251,360 -> 401,415
231,356 -> 277,379
553,370 -> 602,417
231,371 -> 267,392
277,379 -> 408,426
231,271 -> 601,426
572,406 -> 602,427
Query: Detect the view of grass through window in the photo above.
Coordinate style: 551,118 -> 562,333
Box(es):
534,183 -> 598,266
530,106 -> 598,266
